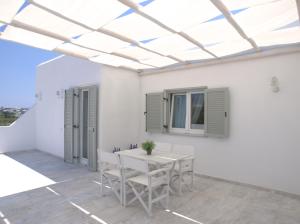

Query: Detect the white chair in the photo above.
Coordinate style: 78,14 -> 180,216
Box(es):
171,145 -> 195,194
99,150 -> 122,203
121,156 -> 170,216
155,142 -> 172,153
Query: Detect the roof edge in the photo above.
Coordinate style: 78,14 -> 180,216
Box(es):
140,43 -> 300,75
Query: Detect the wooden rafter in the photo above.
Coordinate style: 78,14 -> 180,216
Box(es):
210,0 -> 259,51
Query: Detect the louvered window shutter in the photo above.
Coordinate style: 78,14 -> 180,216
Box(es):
87,86 -> 98,171
73,88 -> 80,159
64,88 -> 74,163
205,88 -> 229,137
145,92 -> 165,133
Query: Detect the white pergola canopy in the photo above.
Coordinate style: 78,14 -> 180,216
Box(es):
0,0 -> 300,71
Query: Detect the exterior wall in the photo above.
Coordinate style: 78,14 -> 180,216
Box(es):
35,52 -> 300,195
35,56 -> 140,159
139,52 -> 300,195
35,56 -> 102,158
0,107 -> 36,153
99,66 -> 140,152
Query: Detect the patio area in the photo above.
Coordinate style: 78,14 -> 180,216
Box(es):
0,150 -> 300,224
1,1 -> 300,223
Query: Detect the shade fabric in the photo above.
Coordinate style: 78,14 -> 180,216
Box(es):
89,53 -> 153,70
0,0 -> 25,23
32,0 -> 129,29
72,31 -> 130,53
114,46 -> 161,61
207,39 -> 252,57
140,56 -> 177,68
14,5 -> 90,39
254,27 -> 300,46
103,12 -> 172,42
172,48 -> 214,62
184,19 -> 242,45
0,0 -> 299,71
142,34 -> 201,56
139,0 -> 221,32
0,26 -> 64,50
231,0 -> 298,38
222,0 -> 278,10
55,43 -> 100,58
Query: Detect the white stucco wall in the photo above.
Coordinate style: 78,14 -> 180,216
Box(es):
139,52 -> 300,195
35,56 -> 102,158
35,52 -> 300,195
0,107 -> 36,153
99,66 -> 140,152
35,56 -> 140,158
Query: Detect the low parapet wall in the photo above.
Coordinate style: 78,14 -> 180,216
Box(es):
0,106 -> 36,153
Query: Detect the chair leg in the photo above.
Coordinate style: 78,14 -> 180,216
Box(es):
123,181 -> 126,207
190,160 -> 194,191
148,186 -> 152,216
107,177 -> 121,202
178,161 -> 183,195
128,182 -> 149,214
166,173 -> 170,209
100,171 -> 104,196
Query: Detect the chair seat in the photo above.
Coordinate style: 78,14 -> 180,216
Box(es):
105,169 -> 139,178
104,169 -> 121,177
128,175 -> 166,187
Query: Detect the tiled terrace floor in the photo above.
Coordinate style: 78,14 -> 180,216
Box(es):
0,150 -> 300,224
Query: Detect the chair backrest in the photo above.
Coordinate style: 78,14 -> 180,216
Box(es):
155,142 -> 172,153
121,156 -> 148,173
172,144 -> 195,156
99,151 -> 119,165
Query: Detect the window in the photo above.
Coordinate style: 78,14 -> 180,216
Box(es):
170,91 -> 205,134
145,87 -> 229,137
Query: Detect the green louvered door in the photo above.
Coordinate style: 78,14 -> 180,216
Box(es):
87,86 -> 98,171
64,88 -> 74,163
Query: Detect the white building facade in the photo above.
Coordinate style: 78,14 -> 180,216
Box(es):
1,50 -> 300,195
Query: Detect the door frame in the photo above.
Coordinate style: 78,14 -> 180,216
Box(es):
79,88 -> 90,166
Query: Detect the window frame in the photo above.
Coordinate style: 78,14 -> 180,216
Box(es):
169,89 -> 205,135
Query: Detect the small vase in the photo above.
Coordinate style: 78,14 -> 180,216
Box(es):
147,150 -> 152,155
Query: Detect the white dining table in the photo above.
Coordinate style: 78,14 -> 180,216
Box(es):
116,148 -> 190,195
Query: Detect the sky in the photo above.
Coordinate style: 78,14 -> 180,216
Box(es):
0,39 -> 60,108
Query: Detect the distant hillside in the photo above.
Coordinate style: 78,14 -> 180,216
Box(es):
0,107 -> 29,126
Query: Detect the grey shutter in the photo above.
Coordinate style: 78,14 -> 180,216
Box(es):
73,88 -> 80,160
205,88 -> 229,137
87,86 -> 98,171
145,92 -> 164,133
162,90 -> 170,133
64,88 -> 74,163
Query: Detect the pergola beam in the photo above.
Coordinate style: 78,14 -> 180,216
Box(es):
210,0 -> 259,51
3,20 -> 154,69
118,0 -> 218,58
27,0 -> 181,65
296,0 -> 300,22
11,20 -> 69,42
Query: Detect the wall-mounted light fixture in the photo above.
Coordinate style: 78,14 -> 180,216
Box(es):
271,76 -> 280,93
